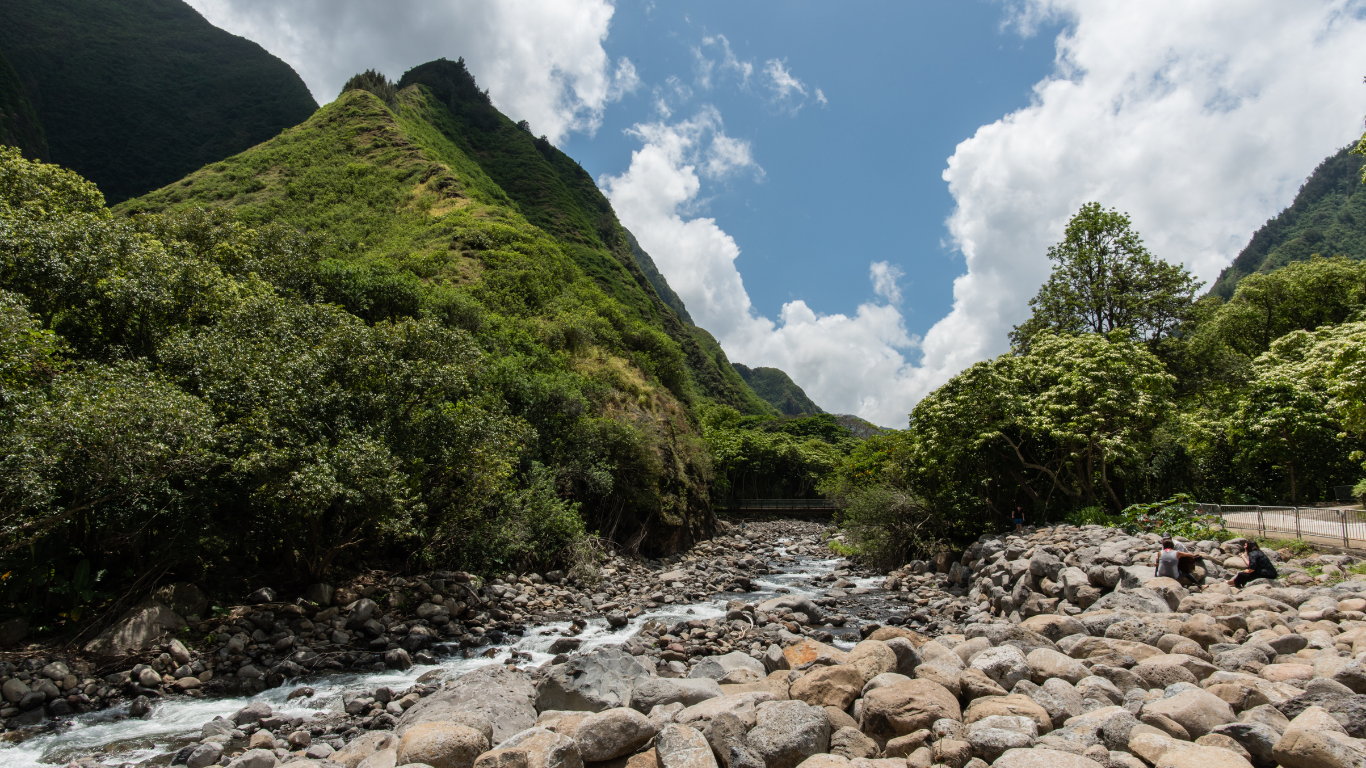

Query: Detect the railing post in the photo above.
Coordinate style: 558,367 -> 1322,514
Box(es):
1295,507 -> 1300,539
1257,506 -> 1264,538
1344,510 -> 1351,549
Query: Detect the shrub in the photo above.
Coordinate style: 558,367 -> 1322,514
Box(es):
1120,493 -> 1230,540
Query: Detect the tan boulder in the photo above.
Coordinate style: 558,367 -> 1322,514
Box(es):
1142,689 -> 1235,739
963,695 -> 1052,734
397,723 -> 488,768
790,665 -> 863,710
1154,744 -> 1252,768
1272,728 -> 1366,768
860,679 -> 961,738
992,747 -> 1108,768
656,724 -> 717,768
1259,664 -> 1314,684
784,640 -> 849,669
1026,648 -> 1088,685
847,641 -> 897,684
571,707 -> 657,762
867,626 -> 929,647
1020,615 -> 1088,642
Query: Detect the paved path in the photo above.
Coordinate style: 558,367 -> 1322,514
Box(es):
1217,508 -> 1366,549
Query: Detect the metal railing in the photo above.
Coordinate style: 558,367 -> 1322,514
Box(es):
716,498 -> 841,511
1199,503 -> 1366,550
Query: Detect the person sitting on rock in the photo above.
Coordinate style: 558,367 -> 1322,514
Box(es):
1228,540 -> 1278,588
1159,534 -> 1189,553
1155,540 -> 1182,580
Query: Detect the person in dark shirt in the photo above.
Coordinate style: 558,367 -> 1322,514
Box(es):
1228,540 -> 1277,587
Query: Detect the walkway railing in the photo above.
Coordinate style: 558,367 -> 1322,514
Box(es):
1199,503 -> 1366,550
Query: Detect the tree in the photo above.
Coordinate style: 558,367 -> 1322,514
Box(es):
1012,203 -> 1200,350
1253,321 -> 1366,471
1209,256 -> 1366,358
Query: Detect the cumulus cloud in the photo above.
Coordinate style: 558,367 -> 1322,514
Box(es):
870,262 -> 904,305
184,0 -> 632,143
609,1 -> 1366,427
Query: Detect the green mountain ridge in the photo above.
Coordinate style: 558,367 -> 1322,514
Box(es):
113,61 -> 791,556
0,0 -> 318,204
732,363 -> 824,415
1212,144 -> 1366,297
0,47 -> 44,160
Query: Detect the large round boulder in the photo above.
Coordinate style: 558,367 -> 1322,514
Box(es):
860,679 -> 961,739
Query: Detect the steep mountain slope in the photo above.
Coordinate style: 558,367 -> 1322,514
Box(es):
733,363 -> 825,415
1212,145 -> 1366,297
0,48 -> 44,160
0,0 -> 318,204
117,72 -> 776,553
626,227 -> 693,324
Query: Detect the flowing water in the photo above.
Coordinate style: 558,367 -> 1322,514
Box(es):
4,541 -> 874,768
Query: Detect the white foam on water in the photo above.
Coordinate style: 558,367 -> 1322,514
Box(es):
3,550 -> 851,767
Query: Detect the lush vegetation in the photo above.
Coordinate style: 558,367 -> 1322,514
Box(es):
829,201 -> 1366,567
732,364 -> 825,416
703,409 -> 854,503
0,56 -> 803,631
1211,144 -> 1366,298
0,0 -> 318,203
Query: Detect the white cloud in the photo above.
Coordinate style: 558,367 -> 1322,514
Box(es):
603,111 -> 925,426
870,262 -> 904,305
815,88 -> 828,106
764,59 -> 806,99
695,34 -> 753,89
607,1 -> 1366,427
184,0 -> 628,143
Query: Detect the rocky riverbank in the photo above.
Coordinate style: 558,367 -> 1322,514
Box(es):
11,519 -> 1366,768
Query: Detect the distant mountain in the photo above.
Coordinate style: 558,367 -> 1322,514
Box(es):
834,414 -> 894,439
0,0 -> 318,203
0,48 -> 44,160
733,363 -> 824,415
1212,145 -> 1366,298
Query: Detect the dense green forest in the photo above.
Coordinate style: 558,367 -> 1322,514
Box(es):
0,0 -> 318,203
0,59 -> 800,631
828,201 -> 1366,567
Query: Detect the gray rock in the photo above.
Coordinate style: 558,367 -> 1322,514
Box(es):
708,712 -> 751,768
763,644 -> 790,673
495,727 -> 584,768
83,599 -> 187,656
398,665 -> 536,743
745,700 -> 831,768
756,596 -> 824,625
1209,722 -> 1280,768
1278,691 -> 1366,737
657,723 -> 719,768
967,717 -> 1037,762
233,702 -> 272,725
225,748 -> 277,768
690,652 -> 766,681
187,742 -> 225,768
537,648 -> 651,713
1089,589 -> 1171,614
631,678 -> 724,713
572,707 -> 658,762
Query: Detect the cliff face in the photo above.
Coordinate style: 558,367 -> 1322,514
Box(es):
0,0 -> 318,203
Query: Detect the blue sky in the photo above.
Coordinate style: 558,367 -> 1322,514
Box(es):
191,0 -> 1366,425
557,1 -> 1061,334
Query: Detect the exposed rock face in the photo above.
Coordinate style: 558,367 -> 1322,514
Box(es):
83,599 -> 187,656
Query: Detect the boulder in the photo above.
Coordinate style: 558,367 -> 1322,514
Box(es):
970,646 -> 1029,690
790,665 -> 864,709
1142,688 -> 1236,739
153,582 -> 210,618
783,639 -> 848,669
963,695 -> 1053,734
1026,648 -> 1088,685
226,749 -> 279,768
860,679 -> 961,738
656,723 -> 718,768
0,617 -> 28,647
1019,615 -> 1087,643
631,678 -> 724,712
537,648 -> 651,713
1154,744 -> 1253,768
572,707 -> 657,762
677,692 -> 775,730
336,733 -> 400,768
991,748 -> 1106,768
691,652 -> 766,682
83,599 -> 187,656
1209,722 -> 1280,768
830,726 -> 880,759
967,716 -> 1037,762
746,700 -> 832,768
495,728 -> 584,768
1090,589 -> 1173,614
847,641 -> 898,683
1272,727 -> 1366,768
397,723 -> 488,768
759,596 -> 825,625
398,665 -> 536,743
